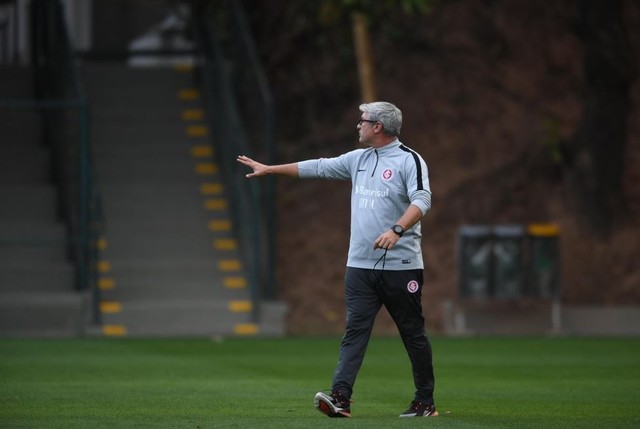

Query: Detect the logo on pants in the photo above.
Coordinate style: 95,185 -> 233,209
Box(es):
407,280 -> 419,293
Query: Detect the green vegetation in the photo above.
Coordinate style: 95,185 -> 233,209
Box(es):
1,337 -> 638,428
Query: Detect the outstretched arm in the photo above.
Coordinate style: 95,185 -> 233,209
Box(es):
237,155 -> 299,178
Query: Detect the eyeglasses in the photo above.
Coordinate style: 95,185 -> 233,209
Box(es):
358,118 -> 378,126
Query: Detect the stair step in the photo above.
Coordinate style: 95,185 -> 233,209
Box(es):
103,212 -> 214,230
0,152 -> 51,184
0,109 -> 43,145
0,291 -> 87,338
93,142 -> 200,157
91,124 -> 196,147
96,257 -> 220,269
96,155 -> 206,183
86,86 -> 196,108
0,263 -> 75,292
82,61 -> 286,337
84,63 -> 195,86
98,265 -> 248,301
91,129 -> 193,149
102,234 -> 223,260
0,185 -> 58,220
91,105 -> 196,123
0,244 -> 69,263
0,221 -> 68,263
99,299 -> 253,337
100,184 -> 215,222
0,67 -> 35,98
0,221 -> 67,241
92,119 -> 186,135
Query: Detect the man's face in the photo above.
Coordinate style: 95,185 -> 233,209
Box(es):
357,113 -> 378,146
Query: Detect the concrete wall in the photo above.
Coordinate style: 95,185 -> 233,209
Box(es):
442,300 -> 640,336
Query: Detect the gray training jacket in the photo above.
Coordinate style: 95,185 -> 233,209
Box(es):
298,140 -> 431,271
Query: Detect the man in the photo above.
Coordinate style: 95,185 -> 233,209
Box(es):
237,101 -> 437,418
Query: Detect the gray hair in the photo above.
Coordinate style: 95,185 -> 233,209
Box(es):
359,101 -> 402,137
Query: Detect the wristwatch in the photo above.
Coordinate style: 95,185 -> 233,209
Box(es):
391,224 -> 404,237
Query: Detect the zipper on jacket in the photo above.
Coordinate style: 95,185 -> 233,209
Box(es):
371,149 -> 379,177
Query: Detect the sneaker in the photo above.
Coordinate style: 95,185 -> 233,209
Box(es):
399,400 -> 438,417
314,390 -> 351,418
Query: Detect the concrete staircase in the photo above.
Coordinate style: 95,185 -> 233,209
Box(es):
0,67 -> 86,337
84,62 -> 286,337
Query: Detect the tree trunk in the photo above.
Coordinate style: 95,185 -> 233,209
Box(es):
352,11 -> 377,103
571,0 -> 636,236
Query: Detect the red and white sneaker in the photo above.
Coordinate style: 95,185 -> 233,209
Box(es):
314,390 -> 351,418
399,400 -> 438,417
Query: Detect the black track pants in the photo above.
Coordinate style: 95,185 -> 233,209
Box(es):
332,267 -> 435,404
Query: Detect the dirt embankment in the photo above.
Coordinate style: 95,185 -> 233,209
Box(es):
249,0 -> 640,334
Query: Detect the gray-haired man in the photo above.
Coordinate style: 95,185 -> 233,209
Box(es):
237,101 -> 437,418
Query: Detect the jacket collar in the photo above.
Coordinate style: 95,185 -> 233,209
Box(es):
374,139 -> 401,153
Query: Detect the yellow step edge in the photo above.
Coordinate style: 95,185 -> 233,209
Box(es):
98,278 -> 115,290
234,323 -> 258,336
200,183 -> 223,195
174,63 -> 195,72
224,277 -> 246,289
181,108 -> 204,121
208,219 -> 231,232
204,199 -> 228,211
528,224 -> 560,237
97,261 -> 111,273
103,325 -> 127,336
218,259 -> 242,271
186,125 -> 209,137
178,89 -> 199,100
213,238 -> 238,250
97,238 -> 108,251
190,145 -> 214,158
229,300 -> 253,313
100,301 -> 122,314
195,162 -> 219,175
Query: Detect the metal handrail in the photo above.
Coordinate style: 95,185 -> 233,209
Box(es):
192,4 -> 259,323
227,0 -> 278,301
192,0 -> 278,322
51,0 -> 102,324
0,0 -> 19,65
0,0 -> 101,325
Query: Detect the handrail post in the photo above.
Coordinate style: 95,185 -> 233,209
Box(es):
78,100 -> 90,291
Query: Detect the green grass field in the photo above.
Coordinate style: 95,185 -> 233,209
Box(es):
1,336 -> 638,428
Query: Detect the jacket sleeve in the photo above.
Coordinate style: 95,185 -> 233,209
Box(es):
406,155 -> 432,215
298,149 -> 363,180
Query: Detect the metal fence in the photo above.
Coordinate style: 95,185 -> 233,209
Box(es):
458,224 -> 560,300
